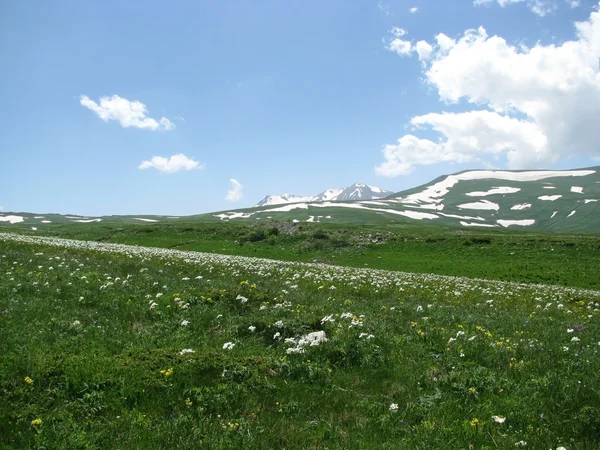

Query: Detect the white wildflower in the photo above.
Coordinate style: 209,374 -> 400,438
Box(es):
248,326 -> 256,332
389,403 -> 399,413
321,314 -> 335,324
223,342 -> 235,350
179,348 -> 195,356
492,415 -> 506,423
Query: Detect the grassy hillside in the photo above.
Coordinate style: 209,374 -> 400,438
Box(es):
2,233 -> 599,449
1,220 -> 599,290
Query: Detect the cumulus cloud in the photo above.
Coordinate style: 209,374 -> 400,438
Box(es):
138,154 -> 203,173
387,27 -> 412,56
415,40 -> 434,62
473,0 -> 557,16
225,179 -> 243,202
409,7 -> 419,13
377,6 -> 600,176
80,95 -> 175,131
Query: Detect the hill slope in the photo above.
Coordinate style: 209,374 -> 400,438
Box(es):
211,167 -> 600,232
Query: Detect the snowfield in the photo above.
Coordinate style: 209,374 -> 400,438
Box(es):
0,215 -> 24,224
457,200 -> 500,211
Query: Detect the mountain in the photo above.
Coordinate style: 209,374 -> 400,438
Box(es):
2,168 -> 598,233
255,184 -> 393,206
214,167 -> 600,232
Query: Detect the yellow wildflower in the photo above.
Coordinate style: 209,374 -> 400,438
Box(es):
31,418 -> 42,426
24,376 -> 33,385
470,418 -> 479,427
160,368 -> 174,377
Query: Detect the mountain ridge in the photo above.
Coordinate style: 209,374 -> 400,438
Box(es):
255,183 -> 393,206
213,166 -> 600,232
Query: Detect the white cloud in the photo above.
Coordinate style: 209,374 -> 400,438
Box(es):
473,0 -> 557,16
138,154 -> 203,174
376,135 -> 446,176
0,205 -> 3,211
80,95 -> 175,131
409,7 -> 419,13
387,27 -> 412,56
225,179 -> 243,202
378,6 -> 600,176
415,40 -> 434,61
567,0 -> 580,7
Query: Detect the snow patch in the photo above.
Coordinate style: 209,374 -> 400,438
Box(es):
571,186 -> 584,194
457,200 -> 500,211
34,216 -> 45,219
439,213 -> 485,221
510,203 -> 532,211
264,203 -> 310,212
538,195 -> 562,201
551,211 -> 558,218
41,220 -> 52,223
214,212 -> 255,220
72,219 -> 102,223
543,186 -> 556,189
497,219 -> 535,227
133,218 -> 159,222
0,215 -> 24,224
567,210 -> 576,218
31,227 -> 37,231
466,187 -> 520,197
360,201 -> 389,206
583,199 -> 598,204
460,221 -> 496,228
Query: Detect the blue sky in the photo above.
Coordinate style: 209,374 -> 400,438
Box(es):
2,0 -> 600,215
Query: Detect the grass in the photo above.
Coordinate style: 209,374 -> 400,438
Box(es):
1,232 -> 600,449
5,220 -> 600,289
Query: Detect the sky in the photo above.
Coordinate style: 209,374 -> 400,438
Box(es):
1,0 -> 600,216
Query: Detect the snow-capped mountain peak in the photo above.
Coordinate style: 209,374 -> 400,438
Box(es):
316,188 -> 344,201
255,184 -> 392,207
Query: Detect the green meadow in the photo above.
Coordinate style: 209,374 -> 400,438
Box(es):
7,220 -> 599,289
1,232 -> 600,449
